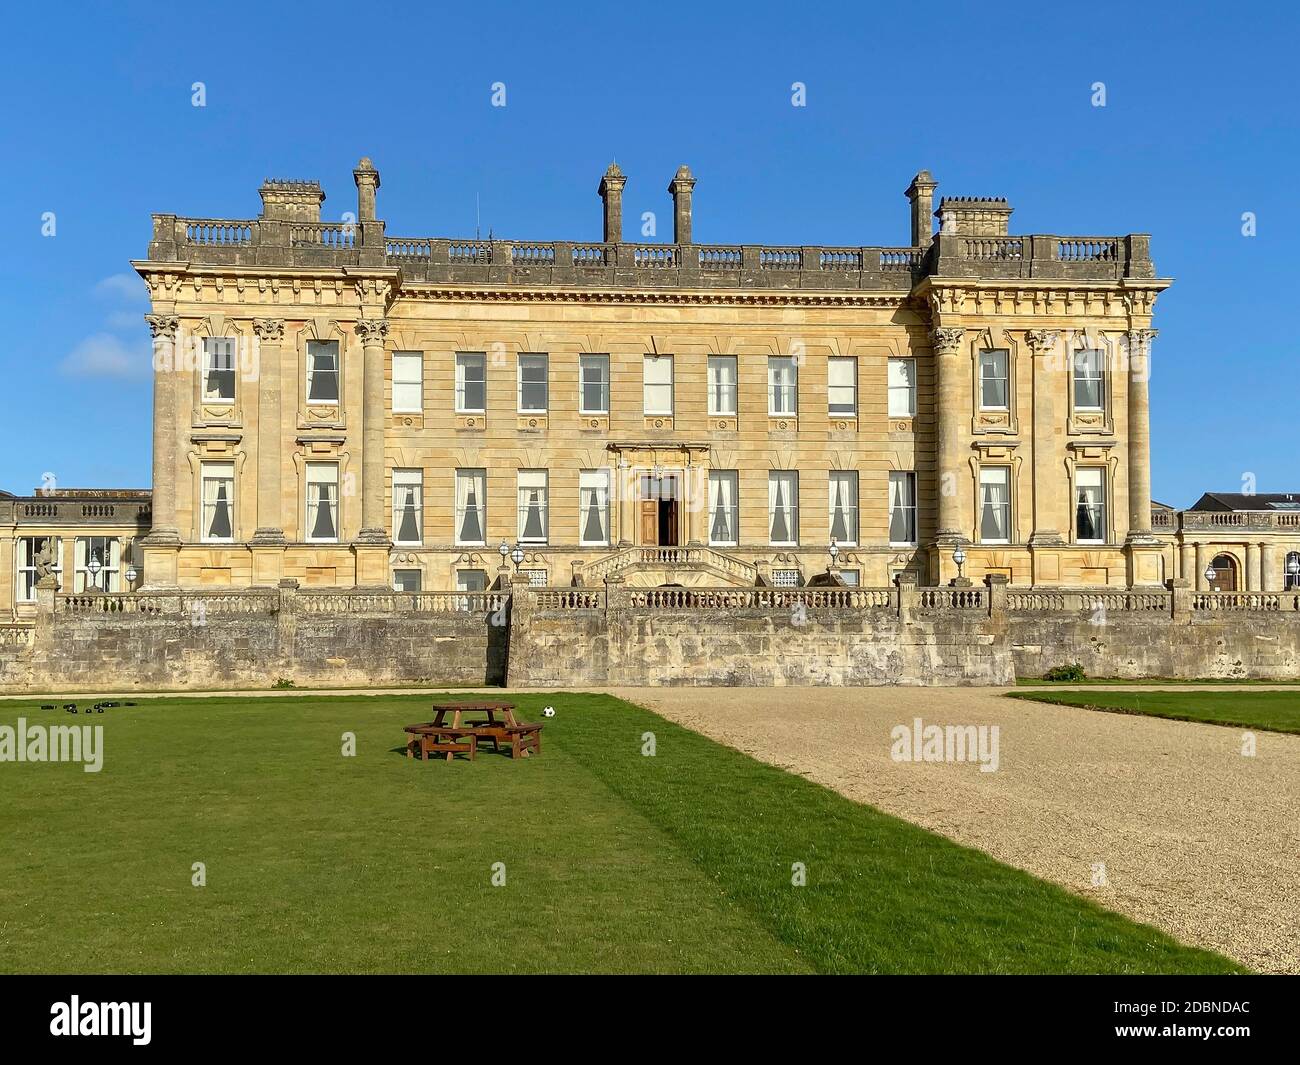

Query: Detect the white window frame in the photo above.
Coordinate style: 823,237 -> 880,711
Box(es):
708,356 -> 737,416
392,352 -> 423,414
1073,348 -> 1105,411
456,352 -> 486,413
517,469 -> 549,544
978,349 -> 1009,411
392,469 -> 423,546
888,357 -> 916,417
978,466 -> 1012,545
200,461 -> 236,544
827,357 -> 857,416
643,355 -> 674,415
578,469 -> 611,546
305,462 -> 340,544
768,471 -> 799,546
75,536 -> 122,593
16,537 -> 63,602
306,340 -> 340,406
707,470 -> 739,547
454,468 -> 487,546
888,471 -> 918,546
828,470 -> 859,546
768,357 -> 798,415
517,353 -> 548,413
1074,467 -> 1107,544
579,354 -> 610,415
202,337 -> 236,403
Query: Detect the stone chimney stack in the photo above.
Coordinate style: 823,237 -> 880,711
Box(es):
353,157 -> 381,223
669,165 -> 696,245
598,162 -> 626,243
258,179 -> 325,223
904,170 -> 937,247
934,196 -> 1013,236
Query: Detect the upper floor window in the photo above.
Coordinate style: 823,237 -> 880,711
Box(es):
708,470 -> 738,546
202,338 -> 236,402
708,356 -> 737,416
889,471 -> 917,545
518,354 -> 548,413
517,469 -> 549,543
888,358 -> 916,417
392,469 -> 423,545
456,352 -> 486,413
829,470 -> 858,545
305,462 -> 339,543
579,469 -> 611,546
580,354 -> 609,414
75,536 -> 121,593
1073,349 -> 1105,410
201,462 -> 235,543
979,466 -> 1011,543
768,471 -> 799,545
978,350 -> 1009,410
643,355 -> 674,415
455,468 -> 486,545
392,352 -> 423,413
306,340 -> 340,404
1075,468 -> 1106,543
769,357 -> 798,415
827,357 -> 857,416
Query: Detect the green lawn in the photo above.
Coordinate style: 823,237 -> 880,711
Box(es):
1009,689 -> 1300,734
1016,677 -> 1297,687
0,693 -> 1243,974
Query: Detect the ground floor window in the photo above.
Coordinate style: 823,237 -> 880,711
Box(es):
517,470 -> 548,544
579,469 -> 610,546
771,568 -> 801,588
455,468 -> 486,545
16,536 -> 62,601
457,569 -> 488,592
768,471 -> 799,545
392,569 -> 421,592
979,466 -> 1011,543
888,471 -> 917,545
75,536 -> 121,592
201,462 -> 235,542
523,569 -> 548,587
1075,468 -> 1106,543
393,469 -> 423,546
708,471 -> 738,546
306,463 -> 340,542
837,569 -> 860,586
829,471 -> 858,545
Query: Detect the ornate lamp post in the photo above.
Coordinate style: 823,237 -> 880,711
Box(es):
510,544 -> 526,574
1204,563 -> 1217,591
828,537 -> 840,569
86,555 -> 102,592
499,540 -> 510,565
1288,555 -> 1300,589
953,545 -> 967,583
125,565 -> 138,591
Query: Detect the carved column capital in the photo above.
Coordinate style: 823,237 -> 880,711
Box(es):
1025,329 -> 1060,356
356,317 -> 389,343
1126,328 -> 1158,356
253,318 -> 285,341
930,326 -> 964,356
145,314 -> 180,340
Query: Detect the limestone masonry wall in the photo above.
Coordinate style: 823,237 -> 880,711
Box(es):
1,580 -> 1298,693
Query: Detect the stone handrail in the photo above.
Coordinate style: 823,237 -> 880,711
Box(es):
533,589 -> 605,610
918,588 -> 986,610
1192,592 -> 1300,612
16,499 -> 151,526
1178,511 -> 1300,532
151,216 -> 1155,287
581,546 -> 759,586
1005,589 -> 1172,613
625,586 -> 894,610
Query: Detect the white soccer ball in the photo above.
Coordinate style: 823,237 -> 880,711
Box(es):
542,706 -> 555,718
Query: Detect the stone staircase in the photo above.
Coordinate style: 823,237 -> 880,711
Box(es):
578,546 -> 758,587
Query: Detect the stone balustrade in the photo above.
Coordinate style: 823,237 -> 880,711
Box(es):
148,214 -> 1151,289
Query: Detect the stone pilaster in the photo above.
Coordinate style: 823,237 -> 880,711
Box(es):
617,456 -> 633,548
930,326 -> 967,585
1246,542 -> 1261,592
1026,329 -> 1063,547
1124,329 -> 1162,587
354,317 -> 390,588
140,313 -> 181,589
250,318 -> 286,584
1261,541 -> 1278,592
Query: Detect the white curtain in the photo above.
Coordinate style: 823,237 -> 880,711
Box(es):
456,470 -> 484,543
980,471 -> 1009,540
709,473 -> 735,544
580,470 -> 609,544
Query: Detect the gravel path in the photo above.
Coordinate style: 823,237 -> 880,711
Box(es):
607,686 -> 1300,974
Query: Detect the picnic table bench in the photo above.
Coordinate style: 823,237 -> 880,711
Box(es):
405,701 -> 542,763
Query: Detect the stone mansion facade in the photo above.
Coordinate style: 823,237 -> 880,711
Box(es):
123,156 -> 1189,595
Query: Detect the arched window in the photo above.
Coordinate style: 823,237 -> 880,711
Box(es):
1208,554 -> 1238,592
1285,551 -> 1300,591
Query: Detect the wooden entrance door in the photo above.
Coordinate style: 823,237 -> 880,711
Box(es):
638,473 -> 679,547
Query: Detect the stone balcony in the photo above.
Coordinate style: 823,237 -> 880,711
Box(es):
146,215 -> 1155,290
1156,508 -> 1300,534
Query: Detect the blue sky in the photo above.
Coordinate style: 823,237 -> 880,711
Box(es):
2,0 -> 1294,506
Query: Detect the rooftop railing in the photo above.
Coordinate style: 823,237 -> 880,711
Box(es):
148,213 -> 1154,288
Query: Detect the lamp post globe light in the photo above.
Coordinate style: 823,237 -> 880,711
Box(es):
86,555 -> 102,591
953,546 -> 967,580
1204,563 -> 1217,588
828,537 -> 840,565
125,565 -> 138,589
1288,556 -> 1300,578
499,540 -> 510,563
510,544 -> 526,572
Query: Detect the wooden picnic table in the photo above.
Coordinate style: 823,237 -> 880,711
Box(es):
405,701 -> 543,762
